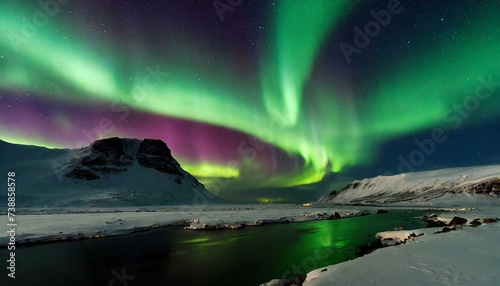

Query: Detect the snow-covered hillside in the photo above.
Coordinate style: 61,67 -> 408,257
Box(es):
321,165 -> 500,206
0,138 -> 225,207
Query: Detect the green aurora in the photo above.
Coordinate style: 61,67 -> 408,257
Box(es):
1,0 -> 500,200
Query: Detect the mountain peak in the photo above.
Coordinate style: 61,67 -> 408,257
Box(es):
0,137 -> 225,207
65,137 -> 185,180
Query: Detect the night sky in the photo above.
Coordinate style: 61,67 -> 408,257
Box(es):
1,0 -> 500,203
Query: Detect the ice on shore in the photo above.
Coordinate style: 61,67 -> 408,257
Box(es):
303,207 -> 500,286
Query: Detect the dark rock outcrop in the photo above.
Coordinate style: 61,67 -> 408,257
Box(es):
296,274 -> 307,286
425,220 -> 447,227
136,139 -> 183,176
81,137 -> 133,167
470,219 -> 482,227
356,239 -> 384,257
64,138 -> 188,180
463,179 -> 500,195
423,214 -> 447,227
65,137 -> 134,178
65,167 -> 100,180
434,226 -> 457,234
448,216 -> 468,226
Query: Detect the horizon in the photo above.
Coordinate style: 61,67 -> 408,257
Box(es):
1,136 -> 499,204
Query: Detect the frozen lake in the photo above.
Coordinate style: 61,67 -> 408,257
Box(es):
1,210 -> 429,286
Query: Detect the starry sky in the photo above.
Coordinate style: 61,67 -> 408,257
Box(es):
1,0 -> 500,203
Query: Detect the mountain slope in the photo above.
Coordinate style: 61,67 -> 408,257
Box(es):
320,165 -> 500,206
0,138 -> 225,207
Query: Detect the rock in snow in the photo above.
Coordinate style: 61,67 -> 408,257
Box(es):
375,230 -> 424,246
448,216 -> 468,226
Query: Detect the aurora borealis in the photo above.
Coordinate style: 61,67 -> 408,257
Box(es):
1,0 -> 500,202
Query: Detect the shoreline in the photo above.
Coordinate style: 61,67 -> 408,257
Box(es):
4,204 -> 497,285
0,204 -> 452,248
262,206 -> 500,286
0,204 -> 369,247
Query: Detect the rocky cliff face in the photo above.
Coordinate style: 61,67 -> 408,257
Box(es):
65,138 -> 131,180
65,138 -> 184,180
136,139 -> 183,176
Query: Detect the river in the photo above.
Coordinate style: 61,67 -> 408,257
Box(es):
0,210 -> 429,286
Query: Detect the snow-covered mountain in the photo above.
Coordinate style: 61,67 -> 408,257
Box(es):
320,165 -> 500,206
0,138 -> 226,207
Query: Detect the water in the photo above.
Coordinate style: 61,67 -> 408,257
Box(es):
0,211 -> 429,286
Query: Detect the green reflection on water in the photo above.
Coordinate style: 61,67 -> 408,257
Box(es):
166,210 -> 428,283
0,210 -> 430,286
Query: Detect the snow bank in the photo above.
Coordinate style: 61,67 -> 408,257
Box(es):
0,205 -> 362,246
304,207 -> 500,286
376,230 -> 424,246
